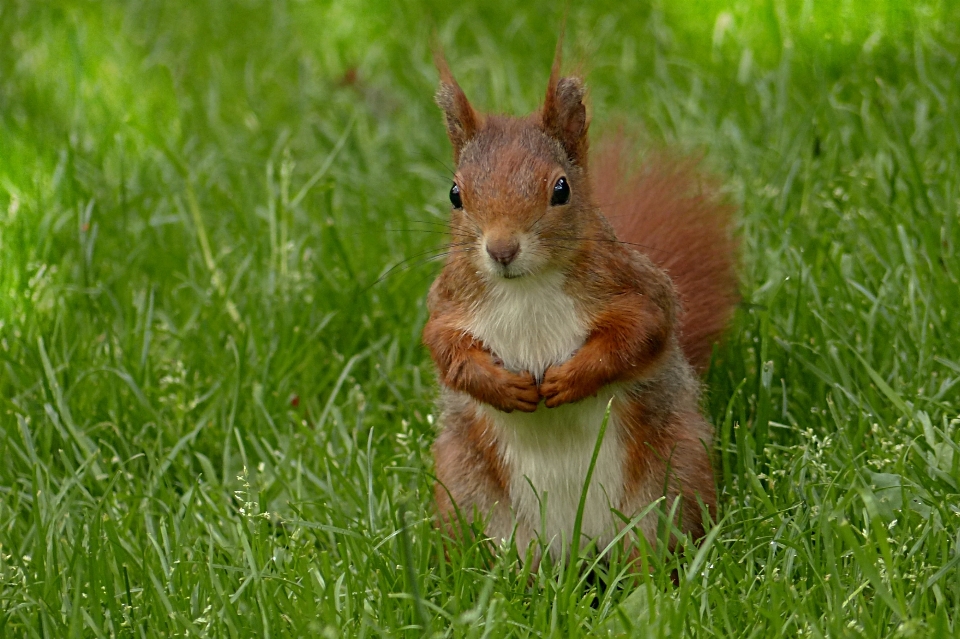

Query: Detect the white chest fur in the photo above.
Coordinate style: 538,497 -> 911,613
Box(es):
463,273 -> 625,556
463,271 -> 585,380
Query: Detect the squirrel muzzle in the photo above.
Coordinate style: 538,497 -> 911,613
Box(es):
485,235 -> 521,266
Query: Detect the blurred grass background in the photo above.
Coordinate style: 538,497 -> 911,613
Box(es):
1,0 -> 959,636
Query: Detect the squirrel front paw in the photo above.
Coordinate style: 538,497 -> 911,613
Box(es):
444,354 -> 540,413
540,362 -> 601,408
487,368 -> 540,413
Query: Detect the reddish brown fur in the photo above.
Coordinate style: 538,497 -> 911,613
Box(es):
434,50 -> 483,164
541,50 -> 589,166
422,296 -> 541,413
592,141 -> 739,372
619,401 -> 716,543
432,396 -> 532,545
425,48 -> 736,560
541,261 -> 676,407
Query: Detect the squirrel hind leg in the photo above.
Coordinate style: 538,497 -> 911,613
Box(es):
432,399 -> 515,542
670,415 -> 718,543
620,410 -> 717,551
434,415 -> 543,566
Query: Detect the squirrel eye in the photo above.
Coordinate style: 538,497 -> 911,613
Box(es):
449,183 -> 463,209
551,177 -> 570,206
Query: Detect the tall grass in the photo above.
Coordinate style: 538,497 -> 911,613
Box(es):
1,0 -> 958,636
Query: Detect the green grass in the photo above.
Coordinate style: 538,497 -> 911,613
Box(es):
1,0 -> 959,636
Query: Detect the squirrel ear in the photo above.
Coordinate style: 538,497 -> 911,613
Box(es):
541,47 -> 589,166
434,50 -> 481,163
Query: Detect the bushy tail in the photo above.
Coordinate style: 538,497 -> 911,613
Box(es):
592,140 -> 739,372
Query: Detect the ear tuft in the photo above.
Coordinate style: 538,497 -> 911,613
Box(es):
541,41 -> 589,165
434,49 -> 481,163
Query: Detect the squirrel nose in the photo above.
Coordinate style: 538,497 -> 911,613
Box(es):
485,237 -> 520,266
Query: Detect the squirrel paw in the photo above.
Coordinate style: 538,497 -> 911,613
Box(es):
540,363 -> 599,408
490,369 -> 540,413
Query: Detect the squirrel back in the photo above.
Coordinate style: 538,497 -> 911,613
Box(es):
592,141 -> 738,372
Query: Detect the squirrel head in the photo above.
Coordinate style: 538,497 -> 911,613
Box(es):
434,49 -> 594,281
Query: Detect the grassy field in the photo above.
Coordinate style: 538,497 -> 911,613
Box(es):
2,0 -> 959,636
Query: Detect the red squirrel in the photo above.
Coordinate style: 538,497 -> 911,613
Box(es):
423,49 -> 738,562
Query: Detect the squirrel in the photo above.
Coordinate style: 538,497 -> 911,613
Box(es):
423,48 -> 738,564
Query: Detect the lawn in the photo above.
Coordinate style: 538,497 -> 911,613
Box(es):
1,0 -> 959,636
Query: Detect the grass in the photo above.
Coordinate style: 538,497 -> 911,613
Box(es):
1,0 -> 959,636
